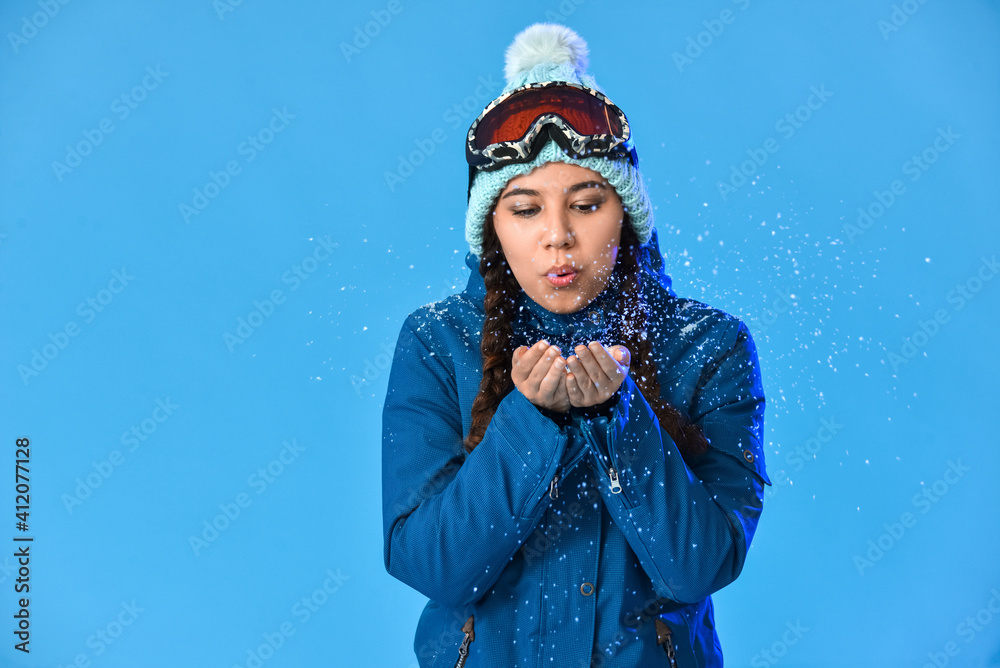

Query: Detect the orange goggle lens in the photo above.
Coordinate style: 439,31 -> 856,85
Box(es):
472,86 -> 624,150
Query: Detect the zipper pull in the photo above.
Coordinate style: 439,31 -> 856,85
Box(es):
453,615 -> 475,668
655,618 -> 678,667
608,467 -> 622,494
590,419 -> 623,495
549,473 -> 560,499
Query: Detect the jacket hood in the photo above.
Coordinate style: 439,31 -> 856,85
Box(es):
462,225 -> 676,313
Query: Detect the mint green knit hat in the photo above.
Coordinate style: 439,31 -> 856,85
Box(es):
465,23 -> 654,258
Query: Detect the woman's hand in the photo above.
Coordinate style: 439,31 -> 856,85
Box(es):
512,341 -> 571,413
566,342 -> 630,408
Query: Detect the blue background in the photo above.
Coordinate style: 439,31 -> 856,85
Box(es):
1,1 -> 998,666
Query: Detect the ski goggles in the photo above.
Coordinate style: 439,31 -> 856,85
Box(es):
466,81 -> 638,197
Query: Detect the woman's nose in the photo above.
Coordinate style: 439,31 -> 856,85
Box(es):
544,208 -> 574,247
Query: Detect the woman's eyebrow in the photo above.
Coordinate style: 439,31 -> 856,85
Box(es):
567,181 -> 606,194
500,181 -> 606,200
500,187 -> 540,200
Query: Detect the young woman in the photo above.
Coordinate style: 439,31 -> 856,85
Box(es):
382,23 -> 772,668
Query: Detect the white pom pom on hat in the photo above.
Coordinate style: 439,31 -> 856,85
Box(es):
503,23 -> 589,84
464,23 -> 654,258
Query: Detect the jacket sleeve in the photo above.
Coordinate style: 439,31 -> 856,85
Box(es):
381,313 -> 571,608
581,319 -> 771,604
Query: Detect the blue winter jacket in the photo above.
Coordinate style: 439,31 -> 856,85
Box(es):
382,227 -> 771,667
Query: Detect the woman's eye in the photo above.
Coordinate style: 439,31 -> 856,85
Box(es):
509,200 -> 601,217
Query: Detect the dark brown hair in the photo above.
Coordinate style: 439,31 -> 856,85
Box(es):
462,204 -> 710,465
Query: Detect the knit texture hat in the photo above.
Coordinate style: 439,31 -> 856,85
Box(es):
464,23 -> 654,258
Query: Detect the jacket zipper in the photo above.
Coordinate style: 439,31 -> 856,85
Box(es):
549,474 -> 559,499
603,419 -> 624,494
654,618 -> 678,667
453,615 -> 475,668
584,417 -> 623,495
608,466 -> 622,494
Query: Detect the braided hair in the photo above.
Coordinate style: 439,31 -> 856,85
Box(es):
462,204 -> 710,465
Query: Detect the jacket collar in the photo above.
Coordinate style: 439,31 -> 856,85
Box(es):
514,279 -> 617,340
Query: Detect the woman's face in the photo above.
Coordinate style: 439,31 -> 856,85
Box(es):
492,161 -> 624,314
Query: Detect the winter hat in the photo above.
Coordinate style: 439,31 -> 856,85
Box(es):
464,23 -> 654,258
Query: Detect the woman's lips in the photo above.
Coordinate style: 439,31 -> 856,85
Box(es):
546,271 -> 578,287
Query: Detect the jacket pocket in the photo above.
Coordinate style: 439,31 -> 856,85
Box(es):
654,618 -> 679,667
452,615 -> 475,667
699,420 -> 771,486
653,611 -> 702,667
